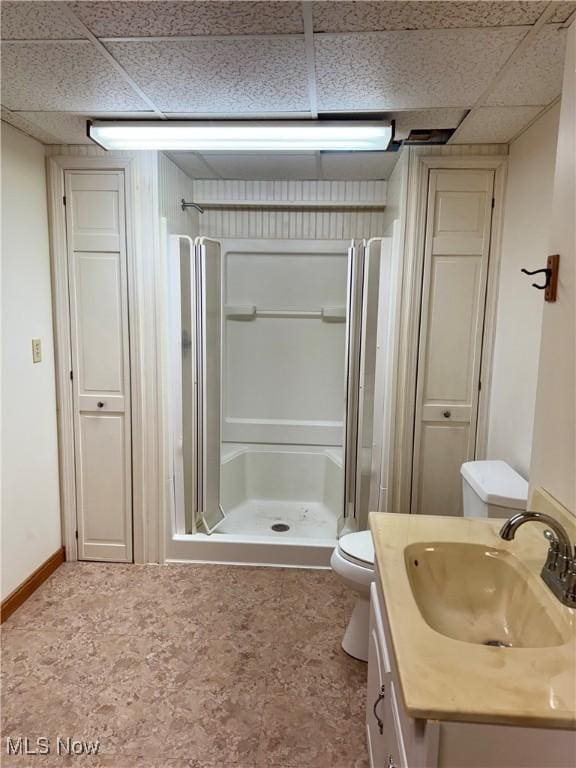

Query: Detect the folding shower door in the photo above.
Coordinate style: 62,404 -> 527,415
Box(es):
343,238 -> 391,531
169,235 -> 224,534
195,237 -> 225,532
343,240 -> 368,529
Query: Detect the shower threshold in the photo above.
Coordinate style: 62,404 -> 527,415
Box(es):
165,529 -> 336,569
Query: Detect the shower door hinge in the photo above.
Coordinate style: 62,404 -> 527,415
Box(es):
69,370 -> 73,381
491,197 -> 495,208
63,195 -> 66,206
75,530 -> 78,540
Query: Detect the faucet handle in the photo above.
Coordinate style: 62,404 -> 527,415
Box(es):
543,529 -> 560,571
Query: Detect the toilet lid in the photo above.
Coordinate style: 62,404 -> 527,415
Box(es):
338,531 -> 374,566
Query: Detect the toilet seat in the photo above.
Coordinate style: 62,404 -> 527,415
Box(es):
337,530 -> 374,569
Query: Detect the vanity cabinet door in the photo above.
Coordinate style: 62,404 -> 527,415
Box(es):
367,622 -> 389,767
368,594 -> 408,768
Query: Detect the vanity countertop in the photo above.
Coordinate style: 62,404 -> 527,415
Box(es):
369,490 -> 576,730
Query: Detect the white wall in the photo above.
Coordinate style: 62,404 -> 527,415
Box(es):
1,122 -> 61,599
192,179 -> 388,239
382,149 -> 408,236
159,152 -> 198,239
530,22 -> 575,514
486,104 -> 560,479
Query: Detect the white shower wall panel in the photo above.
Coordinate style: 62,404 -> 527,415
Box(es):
222,239 -> 348,446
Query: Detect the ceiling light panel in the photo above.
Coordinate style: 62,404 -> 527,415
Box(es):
89,120 -> 393,151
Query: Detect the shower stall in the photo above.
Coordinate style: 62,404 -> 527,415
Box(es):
167,234 -> 396,566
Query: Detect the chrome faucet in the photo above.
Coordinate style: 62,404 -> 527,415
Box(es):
499,512 -> 576,608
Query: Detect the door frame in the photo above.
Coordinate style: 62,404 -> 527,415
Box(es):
393,151 -> 508,515
47,154 -> 161,563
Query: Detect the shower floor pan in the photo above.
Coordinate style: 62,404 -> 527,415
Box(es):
166,445 -> 343,568
217,498 -> 337,540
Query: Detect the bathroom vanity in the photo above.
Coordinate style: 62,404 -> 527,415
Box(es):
367,497 -> 576,768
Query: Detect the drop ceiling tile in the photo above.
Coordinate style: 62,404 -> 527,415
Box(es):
486,25 -> 567,106
312,1 -> 548,32
451,106 -> 543,143
320,152 -> 399,180
12,112 -> 91,143
550,2 -> 576,23
390,108 -> 467,139
197,153 -> 319,180
1,42 -> 150,111
107,38 -> 309,113
166,152 -> 222,179
1,107 -> 60,143
315,28 -> 526,111
0,1 -> 85,40
72,1 -> 303,37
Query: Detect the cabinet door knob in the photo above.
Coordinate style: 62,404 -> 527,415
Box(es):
443,410 -> 451,418
97,401 -> 105,408
373,684 -> 386,735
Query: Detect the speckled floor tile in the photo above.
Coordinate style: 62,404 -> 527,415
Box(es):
258,692 -> 366,767
267,623 -> 367,698
1,563 -> 368,768
87,683 -> 264,762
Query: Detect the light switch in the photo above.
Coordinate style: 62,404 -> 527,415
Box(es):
32,338 -> 42,363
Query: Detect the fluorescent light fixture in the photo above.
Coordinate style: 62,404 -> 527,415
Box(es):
88,120 -> 393,152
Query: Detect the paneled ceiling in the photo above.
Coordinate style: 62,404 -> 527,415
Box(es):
1,1 -> 574,180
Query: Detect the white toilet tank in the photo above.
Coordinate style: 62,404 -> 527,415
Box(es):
460,460 -> 528,519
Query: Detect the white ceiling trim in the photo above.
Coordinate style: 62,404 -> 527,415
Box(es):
54,1 -> 166,119
2,23 -> 544,46
302,2 -> 318,118
97,33 -> 303,43
451,2 -> 558,142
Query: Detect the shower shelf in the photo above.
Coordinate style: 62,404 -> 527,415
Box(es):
224,305 -> 346,322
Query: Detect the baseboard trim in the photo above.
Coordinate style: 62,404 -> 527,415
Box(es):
1,546 -> 66,624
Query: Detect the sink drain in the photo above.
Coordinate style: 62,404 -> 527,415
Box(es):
271,523 -> 290,532
483,639 -> 512,648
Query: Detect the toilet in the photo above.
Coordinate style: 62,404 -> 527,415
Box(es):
332,460 -> 528,663
330,530 -> 375,662
460,460 -> 528,518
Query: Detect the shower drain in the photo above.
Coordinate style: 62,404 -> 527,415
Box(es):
271,523 -> 290,532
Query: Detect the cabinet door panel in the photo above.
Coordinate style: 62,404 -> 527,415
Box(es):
65,170 -> 132,562
412,169 -> 494,516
